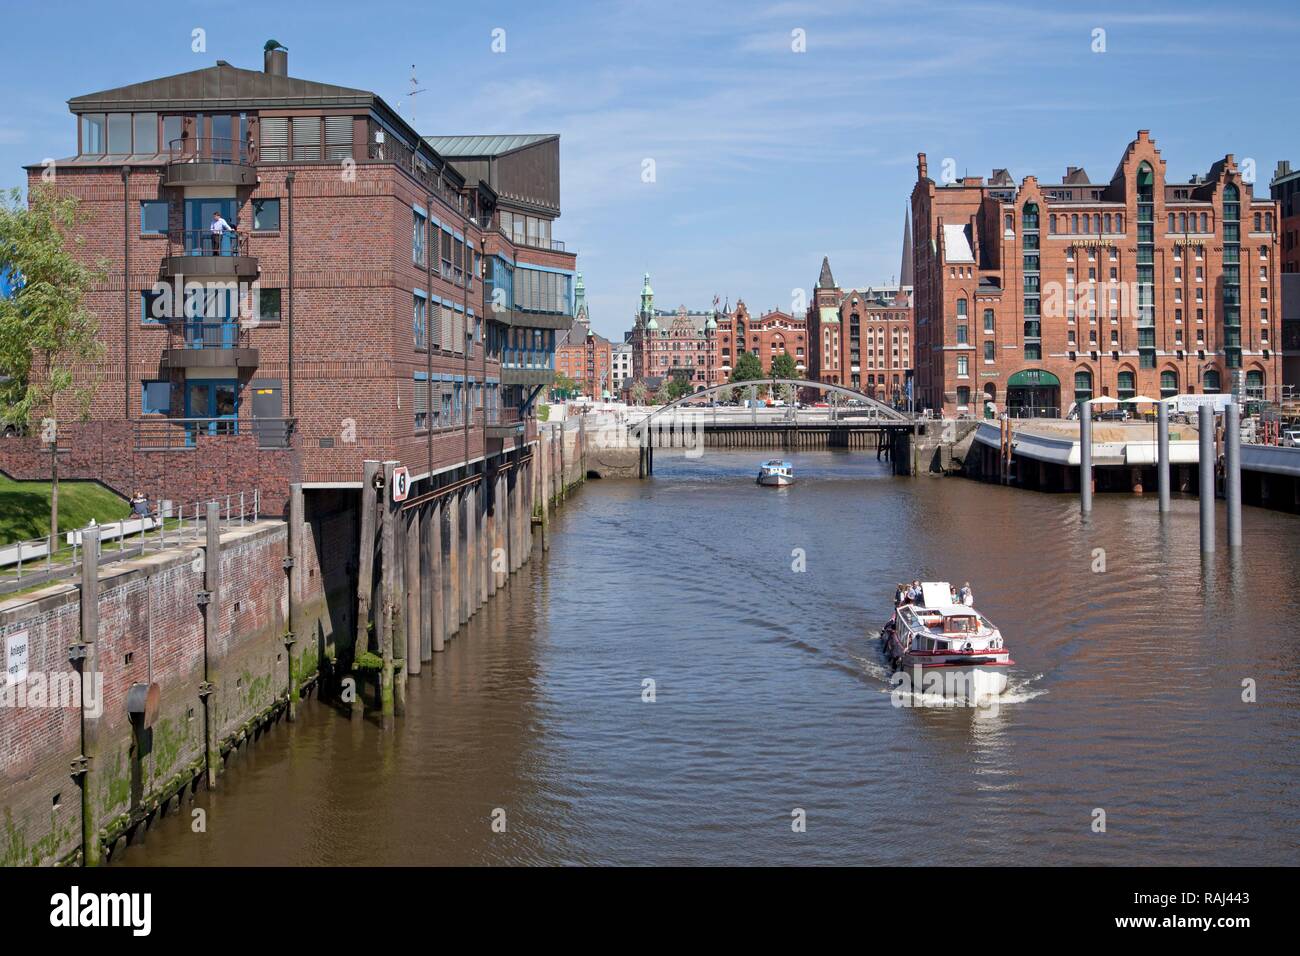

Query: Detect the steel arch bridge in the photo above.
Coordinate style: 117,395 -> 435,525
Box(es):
629,378 -> 910,435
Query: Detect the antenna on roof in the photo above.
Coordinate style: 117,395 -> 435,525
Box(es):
408,65 -> 427,128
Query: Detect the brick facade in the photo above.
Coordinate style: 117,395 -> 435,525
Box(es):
912,131 -> 1282,417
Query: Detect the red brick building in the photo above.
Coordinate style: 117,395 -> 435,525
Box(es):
628,273 -> 718,390
806,252 -> 913,405
1269,161 -> 1300,387
556,273 -> 613,397
9,46 -> 576,510
715,301 -> 806,381
912,131 -> 1281,417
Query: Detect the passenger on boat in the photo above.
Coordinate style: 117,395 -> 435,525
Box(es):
895,583 -> 909,606
908,580 -> 922,603
959,582 -> 974,606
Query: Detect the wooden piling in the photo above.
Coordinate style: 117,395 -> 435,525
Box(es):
203,501 -> 223,783
79,526 -> 102,866
287,483 -> 304,721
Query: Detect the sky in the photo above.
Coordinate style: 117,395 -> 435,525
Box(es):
2,0 -> 1298,339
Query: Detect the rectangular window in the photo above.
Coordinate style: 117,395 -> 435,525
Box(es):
412,210 -> 427,265
414,294 -> 427,349
413,375 -> 428,430
81,114 -> 106,154
324,115 -> 352,160
141,290 -> 167,323
252,199 -> 280,231
133,113 -> 158,154
957,355 -> 969,377
260,117 -> 289,161
107,113 -> 132,153
291,116 -> 322,160
162,115 -> 184,153
257,288 -> 282,323
984,341 -> 995,362
141,380 -> 171,415
140,200 -> 168,235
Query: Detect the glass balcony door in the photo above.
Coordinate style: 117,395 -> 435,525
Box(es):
184,379 -> 239,444
184,198 -> 239,256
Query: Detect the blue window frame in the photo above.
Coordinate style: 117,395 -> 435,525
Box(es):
140,200 -> 168,235
141,380 -> 171,415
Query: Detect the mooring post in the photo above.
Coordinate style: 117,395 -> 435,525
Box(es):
432,497 -> 446,653
405,505 -> 421,676
379,461 -> 397,728
458,487 -> 470,625
1080,401 -> 1093,516
287,482 -> 304,720
1199,403 -> 1215,553
1225,401 -> 1242,548
486,472 -> 498,598
203,501 -> 223,785
479,474 -> 490,602
354,460 -> 379,719
78,526 -> 102,866
420,502 -> 433,662
1157,401 -> 1170,514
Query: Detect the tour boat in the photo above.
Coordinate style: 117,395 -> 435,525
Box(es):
880,581 -> 1012,702
757,460 -> 794,486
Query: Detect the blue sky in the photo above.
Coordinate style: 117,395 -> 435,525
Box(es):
2,0 -> 1297,338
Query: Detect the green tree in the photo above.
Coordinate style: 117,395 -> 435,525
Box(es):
665,377 -> 692,401
629,380 -> 649,405
729,351 -> 764,383
771,352 -> 799,380
0,186 -> 104,550
550,372 -> 578,400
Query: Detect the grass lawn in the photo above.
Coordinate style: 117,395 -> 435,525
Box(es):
0,476 -> 129,546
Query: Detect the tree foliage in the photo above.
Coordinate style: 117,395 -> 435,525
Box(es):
729,351 -> 764,383
0,186 -> 104,428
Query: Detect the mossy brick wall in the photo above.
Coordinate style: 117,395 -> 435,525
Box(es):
0,513 -> 344,866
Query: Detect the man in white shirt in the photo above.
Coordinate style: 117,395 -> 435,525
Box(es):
209,211 -> 232,256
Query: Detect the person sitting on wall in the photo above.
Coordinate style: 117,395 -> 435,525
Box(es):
129,490 -> 151,519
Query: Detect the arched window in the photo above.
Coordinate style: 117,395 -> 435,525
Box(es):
1104,213 -> 1112,233
1224,184 -> 1239,202
1049,215 -> 1057,234
1071,214 -> 1079,233
1168,213 -> 1176,231
1179,213 -> 1187,232
1255,212 -> 1262,231
1203,368 -> 1221,393
1083,215 -> 1091,234
1074,369 -> 1093,403
1005,213 -> 1014,232
1022,202 -> 1039,230
1116,213 -> 1123,231
1160,370 -> 1177,398
1117,370 -> 1136,400
1266,212 -> 1273,231
1200,213 -> 1208,232
1246,369 -> 1264,400
1094,214 -> 1102,233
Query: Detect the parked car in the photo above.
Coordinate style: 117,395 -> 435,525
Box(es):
1282,429 -> 1300,447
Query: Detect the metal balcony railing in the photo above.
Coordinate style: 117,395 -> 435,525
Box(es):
501,348 -> 555,370
167,320 -> 250,350
167,136 -> 254,165
133,417 -> 296,451
169,228 -> 250,259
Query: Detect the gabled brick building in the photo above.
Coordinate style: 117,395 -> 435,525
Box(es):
911,131 -> 1281,417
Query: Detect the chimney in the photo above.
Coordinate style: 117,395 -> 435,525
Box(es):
264,44 -> 288,76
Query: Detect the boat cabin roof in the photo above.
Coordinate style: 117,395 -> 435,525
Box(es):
761,460 -> 792,468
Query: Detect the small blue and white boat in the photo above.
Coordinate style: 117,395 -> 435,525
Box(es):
757,459 -> 794,486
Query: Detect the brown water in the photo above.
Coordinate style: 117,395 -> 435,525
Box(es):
119,450 -> 1300,866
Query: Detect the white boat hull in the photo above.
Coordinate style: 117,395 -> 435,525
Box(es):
757,473 -> 794,486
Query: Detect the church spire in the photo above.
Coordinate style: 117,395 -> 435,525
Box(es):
817,256 -> 836,290
899,208 -> 914,287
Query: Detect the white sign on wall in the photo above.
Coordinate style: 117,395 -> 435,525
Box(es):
5,631 -> 30,686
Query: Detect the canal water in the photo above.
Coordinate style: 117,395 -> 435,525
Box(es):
120,450 -> 1300,866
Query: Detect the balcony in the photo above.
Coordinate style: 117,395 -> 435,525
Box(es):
161,229 -> 258,279
490,308 -> 573,331
162,321 -> 259,370
485,407 -> 525,439
163,137 -> 257,188
500,347 -> 555,386
133,417 -> 295,451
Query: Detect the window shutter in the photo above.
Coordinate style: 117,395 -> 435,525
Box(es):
260,117 -> 288,162
413,376 -> 428,424
441,304 -> 453,350
292,116 -> 322,160
324,116 -> 352,160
